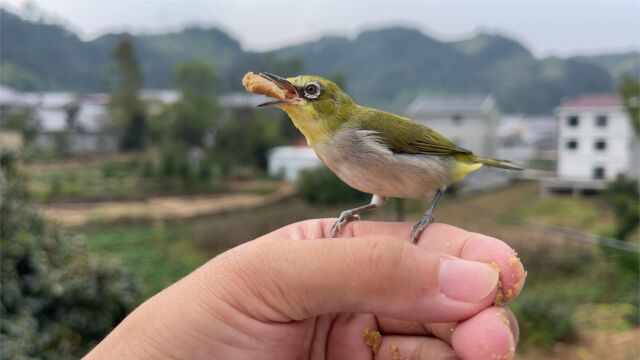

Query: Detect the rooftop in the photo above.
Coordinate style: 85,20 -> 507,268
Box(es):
559,93 -> 623,108
406,94 -> 496,117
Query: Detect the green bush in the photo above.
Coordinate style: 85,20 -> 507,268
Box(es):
139,158 -> 155,178
48,176 -> 62,200
297,166 -> 368,205
101,159 -> 139,179
605,178 -> 639,241
159,143 -> 187,178
0,150 -> 140,358
513,292 -> 578,349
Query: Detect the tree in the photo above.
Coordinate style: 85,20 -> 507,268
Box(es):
214,109 -> 285,170
618,74 -> 640,137
51,100 -> 81,158
0,150 -> 140,358
106,36 -> 147,150
172,60 -> 217,97
168,60 -> 219,147
0,106 -> 40,147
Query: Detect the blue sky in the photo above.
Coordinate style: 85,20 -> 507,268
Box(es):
2,0 -> 639,57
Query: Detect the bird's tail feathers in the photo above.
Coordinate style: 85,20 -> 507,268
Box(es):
469,155 -> 524,170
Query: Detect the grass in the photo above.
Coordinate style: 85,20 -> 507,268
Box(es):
82,199 -> 350,298
27,156 -> 226,203
84,222 -> 211,296
514,195 -> 615,236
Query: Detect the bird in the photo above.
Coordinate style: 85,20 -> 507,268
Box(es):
245,72 -> 523,243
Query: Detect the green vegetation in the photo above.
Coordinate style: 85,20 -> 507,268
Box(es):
605,178 -> 640,241
83,198 -> 347,298
511,243 -> 637,349
161,60 -> 219,147
574,52 -> 640,81
0,150 -> 139,359
0,106 -> 40,147
213,109 -> 288,171
106,36 -> 148,151
513,195 -> 614,236
619,74 -> 640,136
28,156 -> 224,203
85,222 -> 207,296
297,166 -> 368,205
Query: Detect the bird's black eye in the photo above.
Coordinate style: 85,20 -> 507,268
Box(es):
303,82 -> 321,99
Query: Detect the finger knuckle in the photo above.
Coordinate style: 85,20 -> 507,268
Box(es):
359,236 -> 407,274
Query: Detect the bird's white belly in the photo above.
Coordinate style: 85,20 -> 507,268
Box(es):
314,129 -> 453,199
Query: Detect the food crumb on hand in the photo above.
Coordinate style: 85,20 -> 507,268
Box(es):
362,327 -> 382,354
490,261 -> 506,306
390,343 -> 401,360
495,279 -> 505,306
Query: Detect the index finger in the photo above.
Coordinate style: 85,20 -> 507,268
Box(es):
262,219 -> 526,303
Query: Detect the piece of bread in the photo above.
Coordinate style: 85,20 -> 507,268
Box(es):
242,72 -> 287,100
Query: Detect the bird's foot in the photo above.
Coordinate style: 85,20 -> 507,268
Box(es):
411,213 -> 434,244
331,210 -> 361,237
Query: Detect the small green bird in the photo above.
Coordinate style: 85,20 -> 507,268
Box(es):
253,72 -> 522,243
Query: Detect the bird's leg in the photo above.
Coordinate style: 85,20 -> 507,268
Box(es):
331,195 -> 386,237
411,188 -> 445,244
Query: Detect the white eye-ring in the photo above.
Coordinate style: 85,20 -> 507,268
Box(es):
303,82 -> 322,99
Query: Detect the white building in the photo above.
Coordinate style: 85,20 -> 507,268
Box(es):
542,93 -> 637,195
267,145 -> 322,182
556,94 -> 635,180
406,94 -> 500,156
0,86 -> 183,155
33,101 -> 119,155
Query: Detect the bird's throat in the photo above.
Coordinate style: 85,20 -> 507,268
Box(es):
281,105 -> 330,146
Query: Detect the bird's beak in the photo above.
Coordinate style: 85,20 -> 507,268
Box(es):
257,72 -> 300,107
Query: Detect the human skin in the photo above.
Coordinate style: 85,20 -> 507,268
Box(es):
85,220 -> 526,360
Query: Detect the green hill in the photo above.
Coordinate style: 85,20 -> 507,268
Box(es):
571,52 -> 640,81
0,8 -> 629,114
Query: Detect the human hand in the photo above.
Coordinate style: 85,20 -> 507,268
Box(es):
85,219 -> 526,360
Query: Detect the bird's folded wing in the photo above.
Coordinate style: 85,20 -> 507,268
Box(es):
354,108 -> 471,156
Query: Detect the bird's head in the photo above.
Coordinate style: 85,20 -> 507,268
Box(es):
257,73 -> 355,144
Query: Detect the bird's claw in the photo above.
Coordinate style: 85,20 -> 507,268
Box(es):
411,213 -> 434,244
331,210 -> 360,237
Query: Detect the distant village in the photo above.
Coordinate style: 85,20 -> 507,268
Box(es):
1,84 -> 637,196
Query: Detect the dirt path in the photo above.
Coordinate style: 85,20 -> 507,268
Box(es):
42,183 -> 295,227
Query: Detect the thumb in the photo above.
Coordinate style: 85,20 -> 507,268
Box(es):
208,235 -> 499,323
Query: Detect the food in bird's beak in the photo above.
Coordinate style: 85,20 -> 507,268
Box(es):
242,72 -> 287,100
242,72 -> 300,107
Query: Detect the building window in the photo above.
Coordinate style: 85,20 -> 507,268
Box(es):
594,139 -> 607,151
595,115 -> 607,127
567,116 -> 579,127
593,166 -> 605,180
566,139 -> 578,150
452,114 -> 463,125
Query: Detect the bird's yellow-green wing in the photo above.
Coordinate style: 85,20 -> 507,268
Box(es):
351,106 -> 471,156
